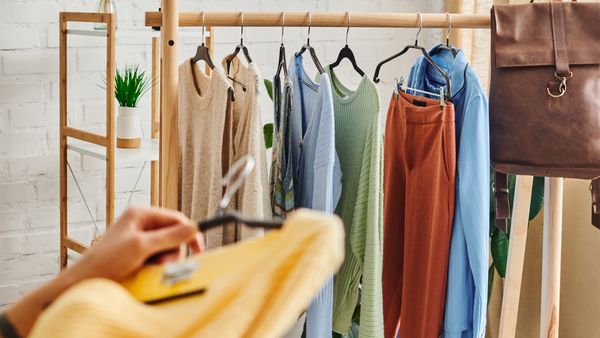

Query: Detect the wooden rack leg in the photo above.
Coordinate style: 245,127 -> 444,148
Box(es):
499,175 -> 534,338
160,0 -> 179,210
150,37 -> 160,207
540,177 -> 563,338
59,13 -> 68,269
105,13 -> 116,226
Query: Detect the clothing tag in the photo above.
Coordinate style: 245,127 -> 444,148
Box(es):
162,260 -> 199,285
412,100 -> 427,107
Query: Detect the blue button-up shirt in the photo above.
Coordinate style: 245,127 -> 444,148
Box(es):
407,45 -> 490,338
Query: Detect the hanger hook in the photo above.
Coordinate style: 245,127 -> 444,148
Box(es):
415,12 -> 423,45
307,12 -> 312,45
345,12 -> 350,46
219,155 -> 256,210
240,12 -> 245,45
446,13 -> 452,45
201,12 -> 206,43
281,12 -> 285,45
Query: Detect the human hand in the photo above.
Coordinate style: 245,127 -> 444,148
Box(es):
5,206 -> 202,337
68,206 -> 202,283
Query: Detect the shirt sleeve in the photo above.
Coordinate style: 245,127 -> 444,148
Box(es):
443,90 -> 490,338
356,121 -> 385,338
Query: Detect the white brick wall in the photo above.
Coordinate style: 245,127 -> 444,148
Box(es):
0,0 -> 444,306
0,29 -> 40,50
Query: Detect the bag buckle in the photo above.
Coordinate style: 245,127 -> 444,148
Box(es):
547,71 -> 573,98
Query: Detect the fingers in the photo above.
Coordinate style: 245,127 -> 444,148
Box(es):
142,223 -> 197,254
188,233 -> 205,254
150,250 -> 180,264
124,206 -> 191,231
150,234 -> 204,264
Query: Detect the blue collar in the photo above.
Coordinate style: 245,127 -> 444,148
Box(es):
414,44 -> 468,98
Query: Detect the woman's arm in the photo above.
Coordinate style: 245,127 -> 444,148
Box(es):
3,206 -> 201,337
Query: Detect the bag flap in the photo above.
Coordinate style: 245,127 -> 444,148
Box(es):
493,2 -> 600,68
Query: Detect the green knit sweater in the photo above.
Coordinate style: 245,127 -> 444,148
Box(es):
324,69 -> 384,338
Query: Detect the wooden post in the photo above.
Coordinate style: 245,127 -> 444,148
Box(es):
499,175 -> 534,338
105,13 -> 116,226
150,37 -> 160,207
160,0 -> 179,210
59,13 -> 68,269
540,177 -> 563,338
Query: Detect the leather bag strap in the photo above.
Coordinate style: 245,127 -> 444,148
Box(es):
494,171 -> 510,233
591,178 -> 600,230
550,1 -> 571,76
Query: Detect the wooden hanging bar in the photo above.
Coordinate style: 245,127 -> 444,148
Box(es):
145,11 -> 490,28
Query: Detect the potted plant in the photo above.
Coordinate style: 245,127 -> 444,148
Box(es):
112,65 -> 153,148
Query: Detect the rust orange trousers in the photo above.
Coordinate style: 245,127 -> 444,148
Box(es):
383,91 -> 456,338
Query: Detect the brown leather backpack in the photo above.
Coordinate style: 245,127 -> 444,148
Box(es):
490,0 -> 600,231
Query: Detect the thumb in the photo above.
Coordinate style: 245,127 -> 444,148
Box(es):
143,223 -> 196,254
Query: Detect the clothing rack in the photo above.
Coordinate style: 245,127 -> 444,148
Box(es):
144,5 -> 565,338
144,10 -> 492,210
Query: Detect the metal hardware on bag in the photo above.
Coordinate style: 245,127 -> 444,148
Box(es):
546,71 -> 573,98
592,182 -> 598,214
491,182 -> 509,194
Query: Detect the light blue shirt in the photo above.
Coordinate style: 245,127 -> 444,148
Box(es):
407,45 -> 490,338
289,54 -> 342,338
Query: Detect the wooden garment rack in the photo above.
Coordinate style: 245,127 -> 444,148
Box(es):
145,4 -> 567,338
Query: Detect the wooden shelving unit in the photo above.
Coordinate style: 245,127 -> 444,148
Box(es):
59,12 -> 160,267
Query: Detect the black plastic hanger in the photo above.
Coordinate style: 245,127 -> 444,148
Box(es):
226,12 -> 253,75
296,13 -> 325,74
275,12 -> 288,79
191,13 -> 236,101
329,12 -> 365,77
435,13 -> 458,58
198,155 -> 284,232
199,210 -> 283,231
191,12 -> 215,69
373,13 -> 452,99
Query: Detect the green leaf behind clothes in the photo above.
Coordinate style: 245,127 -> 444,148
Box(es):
488,264 -> 494,306
529,176 -> 545,221
263,123 -> 273,149
264,79 -> 274,100
491,227 -> 509,278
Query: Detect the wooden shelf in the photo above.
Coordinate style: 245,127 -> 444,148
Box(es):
66,29 -> 108,37
67,138 -> 158,163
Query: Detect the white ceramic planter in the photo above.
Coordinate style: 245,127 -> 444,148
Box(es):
116,106 -> 141,148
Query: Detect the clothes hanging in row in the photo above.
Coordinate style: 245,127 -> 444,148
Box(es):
29,210 -> 345,338
382,45 -> 490,338
178,56 -> 270,249
177,35 -> 488,338
408,45 -> 489,338
271,52 -> 384,338
271,44 -> 489,338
